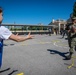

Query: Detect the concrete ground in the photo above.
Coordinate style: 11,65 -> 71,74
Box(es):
0,34 -> 76,75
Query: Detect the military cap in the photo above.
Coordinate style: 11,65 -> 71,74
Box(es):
72,17 -> 76,19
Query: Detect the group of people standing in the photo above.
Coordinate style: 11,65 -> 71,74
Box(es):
0,6 -> 76,71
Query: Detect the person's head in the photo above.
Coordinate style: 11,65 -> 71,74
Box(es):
0,7 -> 3,24
72,17 -> 76,24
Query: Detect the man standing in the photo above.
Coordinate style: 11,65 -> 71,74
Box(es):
48,27 -> 52,36
0,7 -> 34,68
66,17 -> 76,60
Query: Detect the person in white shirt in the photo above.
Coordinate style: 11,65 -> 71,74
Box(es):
0,7 -> 34,68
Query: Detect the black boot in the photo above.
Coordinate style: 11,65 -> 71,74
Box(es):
75,46 -> 76,51
66,52 -> 73,60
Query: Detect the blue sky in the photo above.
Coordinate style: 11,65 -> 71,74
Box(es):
0,0 -> 76,25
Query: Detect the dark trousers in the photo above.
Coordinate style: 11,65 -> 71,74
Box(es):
49,31 -> 51,36
0,47 -> 3,68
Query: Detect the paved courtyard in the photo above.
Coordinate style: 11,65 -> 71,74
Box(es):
0,34 -> 76,75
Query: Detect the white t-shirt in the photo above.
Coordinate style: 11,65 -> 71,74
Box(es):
0,26 -> 12,40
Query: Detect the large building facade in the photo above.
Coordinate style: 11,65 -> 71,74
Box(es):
48,19 -> 67,34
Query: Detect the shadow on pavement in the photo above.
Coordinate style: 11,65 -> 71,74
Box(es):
0,68 -> 11,73
0,67 -> 18,75
47,49 -> 69,59
8,70 -> 18,75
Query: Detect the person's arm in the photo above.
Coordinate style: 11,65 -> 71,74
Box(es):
68,30 -> 71,32
9,32 -> 34,42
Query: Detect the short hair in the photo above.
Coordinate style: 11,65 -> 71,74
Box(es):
0,7 -> 3,13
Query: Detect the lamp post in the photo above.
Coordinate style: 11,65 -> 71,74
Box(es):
58,21 -> 60,34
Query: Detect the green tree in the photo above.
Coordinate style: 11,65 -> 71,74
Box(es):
73,2 -> 76,17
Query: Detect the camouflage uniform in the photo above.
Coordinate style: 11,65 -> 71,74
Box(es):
66,23 -> 72,48
69,24 -> 76,53
66,17 -> 76,60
